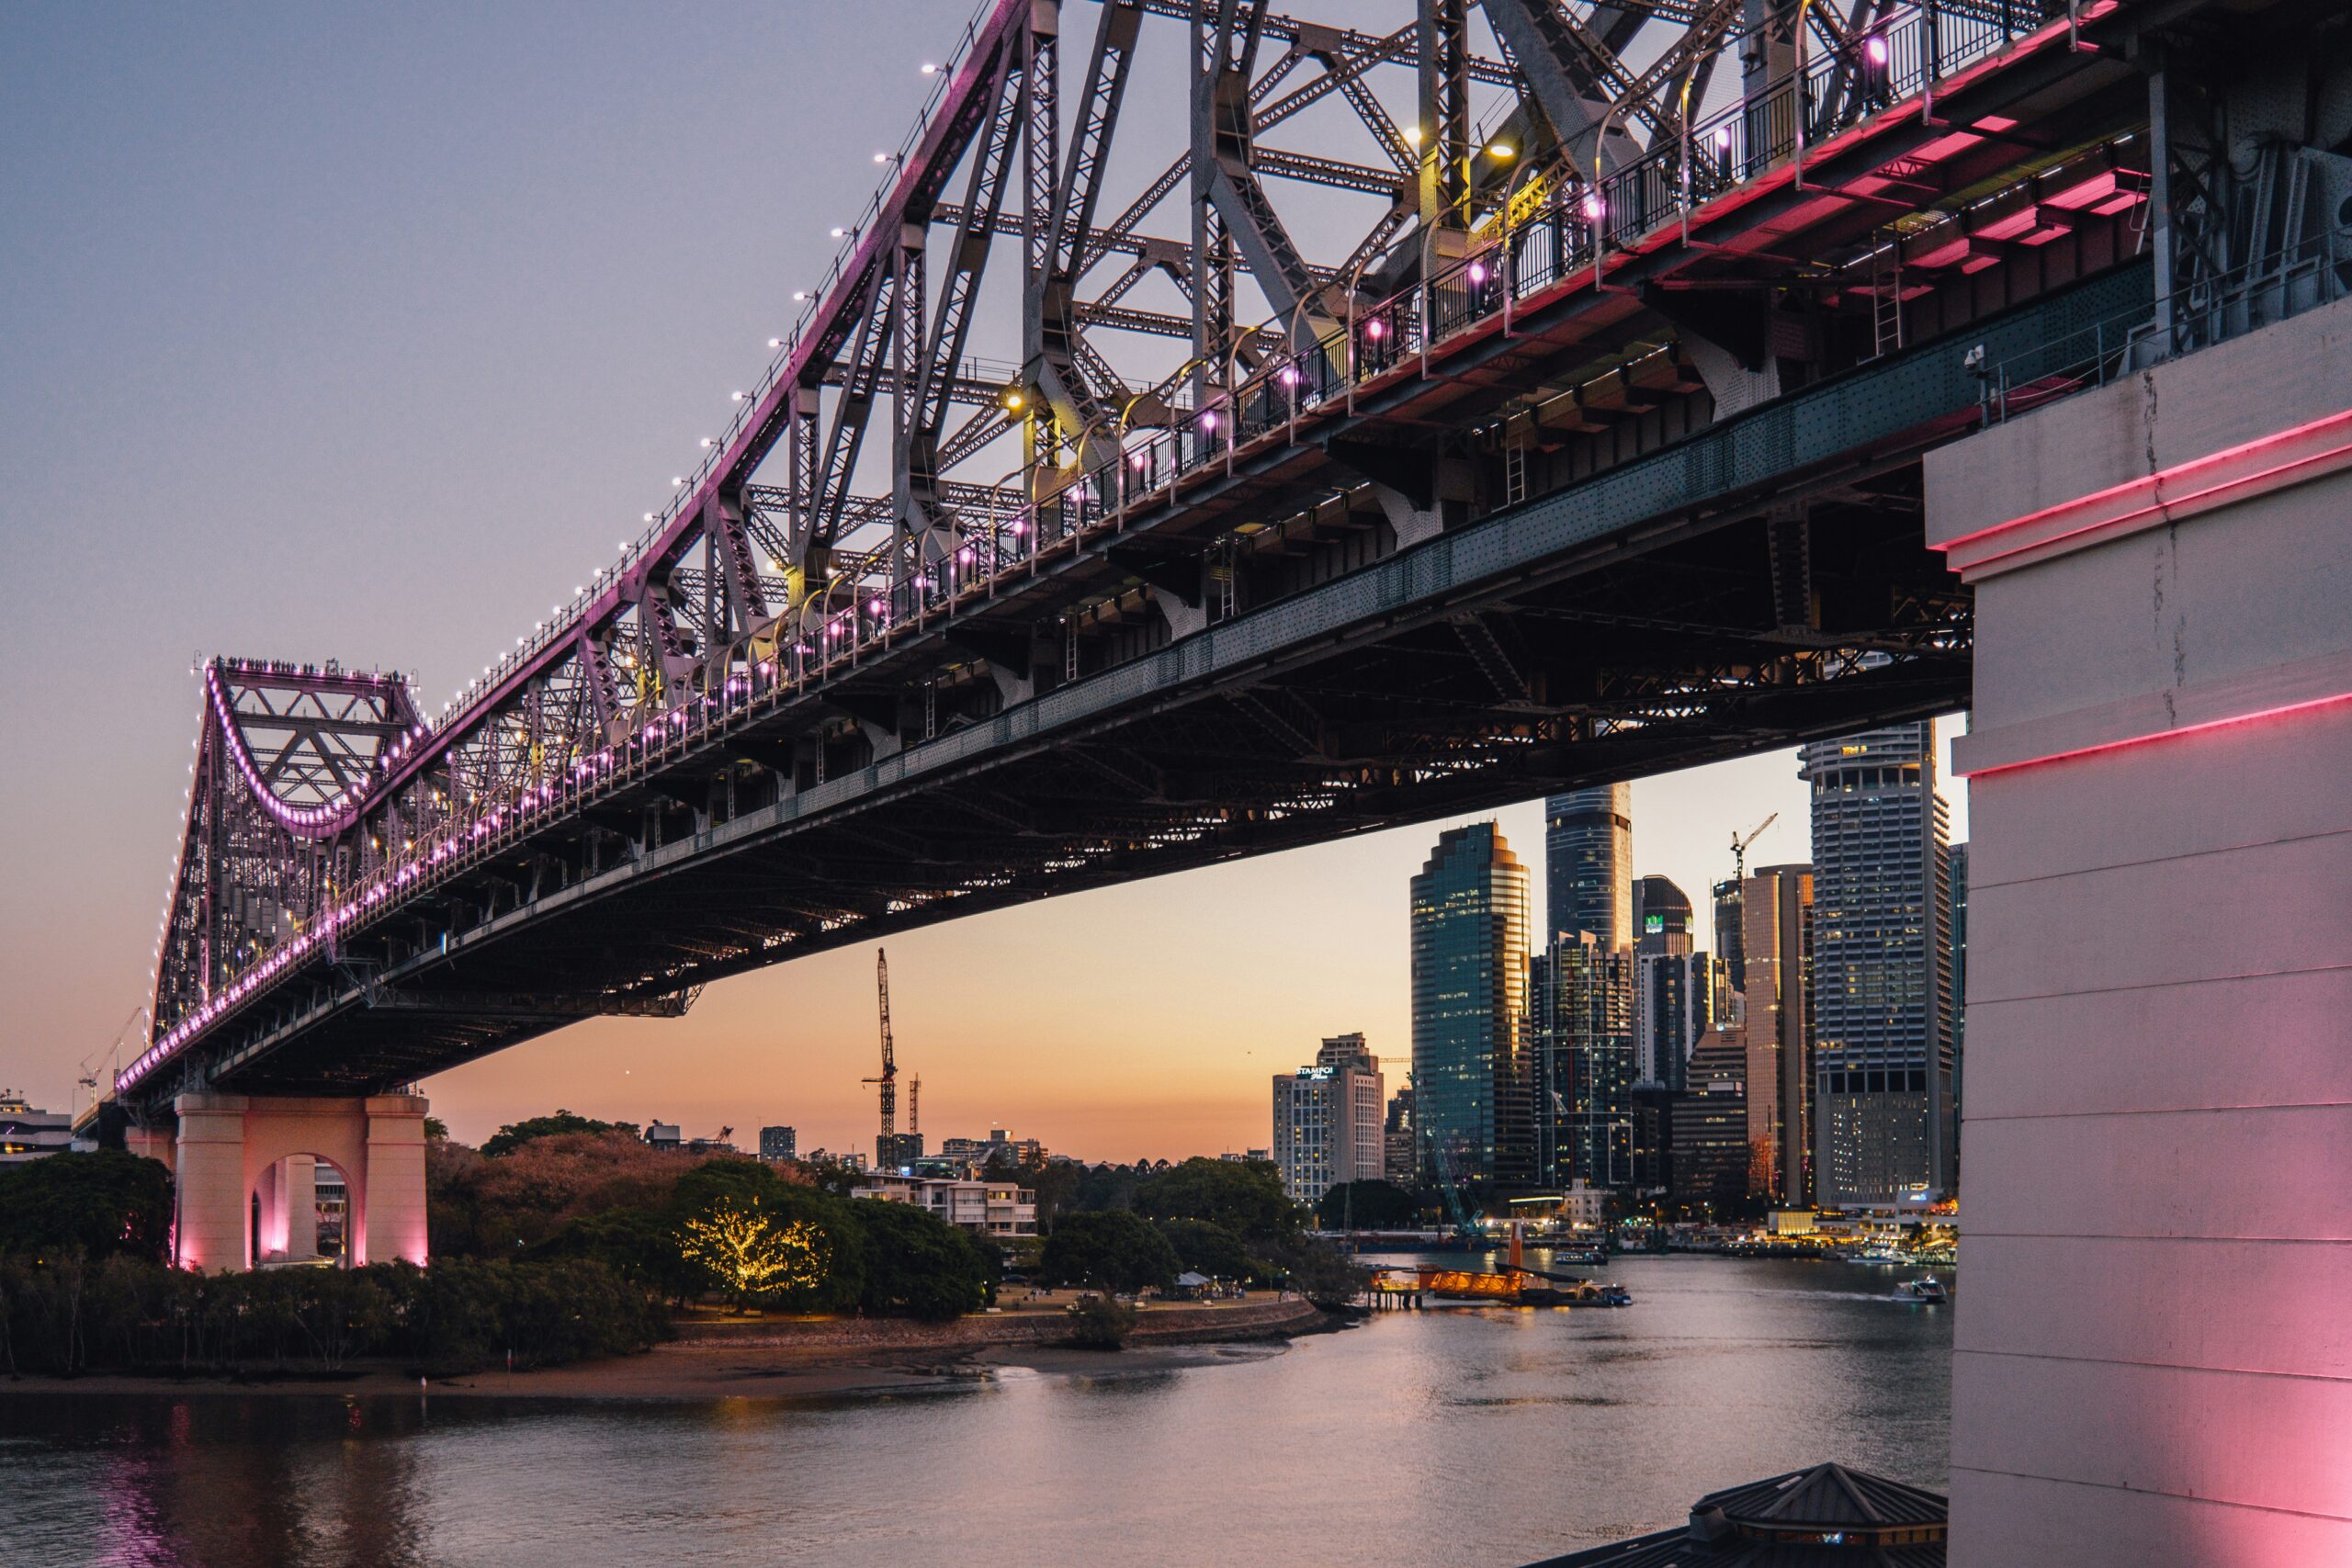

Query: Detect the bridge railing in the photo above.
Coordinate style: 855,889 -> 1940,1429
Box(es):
1980,237 -> 2346,423
131,0 -> 2086,1091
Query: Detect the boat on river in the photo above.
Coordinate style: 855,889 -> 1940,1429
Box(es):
1894,1275 -> 1950,1304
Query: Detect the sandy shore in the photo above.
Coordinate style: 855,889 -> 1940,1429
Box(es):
0,1297 -> 1336,1404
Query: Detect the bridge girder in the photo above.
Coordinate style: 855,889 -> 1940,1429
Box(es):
130,0 -> 2210,1112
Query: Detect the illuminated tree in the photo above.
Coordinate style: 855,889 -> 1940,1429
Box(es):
675,1199 -> 830,1309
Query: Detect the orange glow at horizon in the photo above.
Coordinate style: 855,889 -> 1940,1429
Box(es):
411,737 -> 1965,1163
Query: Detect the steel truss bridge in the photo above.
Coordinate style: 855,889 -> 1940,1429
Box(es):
124,0 -> 2328,1116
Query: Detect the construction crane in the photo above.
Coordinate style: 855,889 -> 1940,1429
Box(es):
1730,812 -> 1780,883
864,947 -> 898,1165
73,1007 -> 147,1125
909,1074 -> 920,1144
1425,1133 -> 1480,1243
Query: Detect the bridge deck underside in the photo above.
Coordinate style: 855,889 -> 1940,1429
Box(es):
222,500 -> 1973,1096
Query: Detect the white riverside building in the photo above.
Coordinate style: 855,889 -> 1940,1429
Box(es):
1272,1033 -> 1384,1209
0,1091 -> 77,1164
851,1174 -> 1037,1237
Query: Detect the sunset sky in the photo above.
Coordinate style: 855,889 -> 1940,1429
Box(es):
0,3 -> 1966,1160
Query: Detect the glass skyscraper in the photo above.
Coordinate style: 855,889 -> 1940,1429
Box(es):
1633,874 -> 1693,953
1536,931 -> 1636,1189
1633,875 -> 1710,1092
1803,722 -> 1954,1207
1543,784 -> 1630,949
1410,824 -> 1533,1190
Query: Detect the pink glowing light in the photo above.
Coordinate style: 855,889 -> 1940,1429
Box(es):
1363,318 -> 1386,341
1865,35 -> 1888,64
1467,261 -> 1488,285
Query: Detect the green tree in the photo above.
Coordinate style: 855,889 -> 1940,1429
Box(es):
1156,1217 -> 1257,1281
1068,1162 -> 1143,1215
1038,1210 -> 1181,1293
1063,1293 -> 1136,1349
432,1129 -> 689,1257
0,1150 -> 173,1261
1315,1179 -> 1423,1231
1135,1157 -> 1299,1243
533,1207 -> 703,1304
481,1109 -> 642,1157
667,1165 -> 862,1311
676,1197 -> 831,1311
847,1200 -> 990,1321
1262,1236 -> 1372,1310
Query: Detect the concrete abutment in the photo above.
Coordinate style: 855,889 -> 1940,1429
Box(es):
1928,295 -> 2352,1564
165,1092 -> 429,1273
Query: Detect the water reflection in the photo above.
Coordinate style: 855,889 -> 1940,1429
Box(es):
5,1258 -> 1950,1568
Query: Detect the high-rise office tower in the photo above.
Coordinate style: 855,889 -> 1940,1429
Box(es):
758,1125 -> 797,1162
1534,931 -> 1635,1189
1637,950 -> 1716,1089
1544,784 -> 1631,948
1741,863 -> 1815,1207
1671,1027 -> 1751,1211
1272,1032 -> 1385,1208
1382,1086 -> 1419,1188
1410,824 -> 1534,1189
1632,874 -> 1708,1090
1803,723 -> 1954,1209
1711,877 -> 1747,1023
1633,874 -> 1694,954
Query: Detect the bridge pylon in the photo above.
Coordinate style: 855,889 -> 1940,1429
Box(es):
131,1092 -> 429,1273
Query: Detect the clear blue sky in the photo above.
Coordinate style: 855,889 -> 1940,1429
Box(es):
0,2 -> 1964,1157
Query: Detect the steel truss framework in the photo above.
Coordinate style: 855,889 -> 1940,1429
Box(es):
128,0 -> 2251,1112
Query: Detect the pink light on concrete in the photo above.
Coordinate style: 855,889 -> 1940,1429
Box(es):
1939,407 -> 2352,580
1962,690 -> 2352,779
169,1092 -> 429,1272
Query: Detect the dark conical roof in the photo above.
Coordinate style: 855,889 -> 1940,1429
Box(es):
1701,1463 -> 1949,1532
1521,1463 -> 1948,1568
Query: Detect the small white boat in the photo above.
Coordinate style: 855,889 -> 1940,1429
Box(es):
1894,1275 -> 1949,1304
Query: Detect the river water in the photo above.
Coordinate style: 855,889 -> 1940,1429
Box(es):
3,1257 -> 1951,1567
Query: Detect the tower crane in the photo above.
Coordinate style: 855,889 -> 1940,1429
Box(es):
1730,812 -> 1780,883
864,948 -> 898,1165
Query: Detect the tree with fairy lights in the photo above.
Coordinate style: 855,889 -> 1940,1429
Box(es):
675,1198 -> 830,1311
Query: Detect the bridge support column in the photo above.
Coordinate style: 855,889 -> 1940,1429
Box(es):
1928,298 -> 2352,1564
169,1092 -> 430,1272
170,1095 -> 249,1274
362,1096 -> 429,1269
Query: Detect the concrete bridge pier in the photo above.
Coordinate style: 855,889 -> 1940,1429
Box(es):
1928,299 -> 2352,1563
157,1092 -> 430,1272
